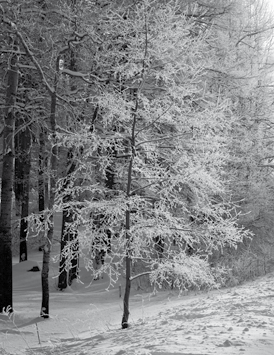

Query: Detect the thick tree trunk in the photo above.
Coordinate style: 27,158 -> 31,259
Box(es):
40,58 -> 58,318
0,39 -> 19,313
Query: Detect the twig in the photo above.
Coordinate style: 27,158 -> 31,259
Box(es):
129,271 -> 152,281
236,26 -> 274,47
35,323 -> 41,345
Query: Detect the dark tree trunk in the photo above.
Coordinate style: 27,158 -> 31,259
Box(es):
58,202 -> 79,289
40,57 -> 59,318
14,134 -> 23,217
14,119 -> 31,262
37,126 -> 48,250
68,234 -> 79,285
58,212 -> 69,290
121,210 -> 132,329
105,164 -> 115,189
121,99 -> 137,328
58,23 -> 79,288
38,127 -> 46,216
19,136 -> 31,262
58,150 -> 79,289
40,240 -> 51,317
0,38 -> 19,313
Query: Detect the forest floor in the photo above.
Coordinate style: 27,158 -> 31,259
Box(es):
1,243 -> 274,355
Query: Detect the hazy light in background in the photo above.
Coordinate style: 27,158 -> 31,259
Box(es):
266,0 -> 274,12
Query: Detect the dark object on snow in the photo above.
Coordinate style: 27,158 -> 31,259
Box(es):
28,266 -> 40,272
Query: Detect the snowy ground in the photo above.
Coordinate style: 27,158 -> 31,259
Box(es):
1,244 -> 274,355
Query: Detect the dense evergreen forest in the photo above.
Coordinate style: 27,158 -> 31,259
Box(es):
1,0 -> 274,328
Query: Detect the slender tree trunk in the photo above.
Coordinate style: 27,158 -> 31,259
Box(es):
38,126 -> 48,250
121,209 -> 132,328
40,57 -> 59,318
68,231 -> 79,285
38,127 -> 46,216
66,155 -> 79,286
14,119 -> 31,262
0,38 -> 19,313
58,29 -> 79,287
19,127 -> 31,262
121,98 -> 138,329
58,200 -> 79,289
58,210 -> 69,289
14,135 -> 23,217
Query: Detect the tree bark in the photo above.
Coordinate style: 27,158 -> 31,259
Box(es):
68,231 -> 79,285
14,119 -> 31,262
40,57 -> 59,318
58,211 -> 69,290
19,133 -> 31,262
121,98 -> 138,329
14,132 -> 23,217
121,209 -> 132,329
58,21 -> 79,288
38,127 -> 46,216
58,202 -> 79,289
0,38 -> 19,313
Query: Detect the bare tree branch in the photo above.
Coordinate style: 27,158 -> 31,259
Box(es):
236,26 -> 274,47
61,68 -> 108,83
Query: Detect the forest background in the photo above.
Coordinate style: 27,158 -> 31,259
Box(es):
1,0 -> 274,329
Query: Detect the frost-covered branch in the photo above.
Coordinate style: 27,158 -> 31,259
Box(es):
15,30 -> 54,94
129,271 -> 151,281
61,68 -> 108,83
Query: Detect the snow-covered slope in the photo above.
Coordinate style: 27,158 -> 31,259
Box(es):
1,246 -> 274,355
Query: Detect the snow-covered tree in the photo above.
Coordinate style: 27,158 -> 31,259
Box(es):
3,0 -> 274,326
51,0 -> 252,327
